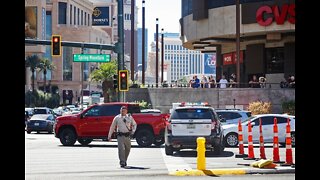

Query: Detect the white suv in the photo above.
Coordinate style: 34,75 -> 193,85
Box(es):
216,109 -> 252,125
164,106 -> 224,155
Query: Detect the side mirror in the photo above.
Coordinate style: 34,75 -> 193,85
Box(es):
248,122 -> 255,126
80,113 -> 84,119
220,118 -> 226,122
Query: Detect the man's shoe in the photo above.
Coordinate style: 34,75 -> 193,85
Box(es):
120,164 -> 125,168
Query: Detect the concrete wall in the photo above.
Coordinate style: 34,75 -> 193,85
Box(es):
126,88 -> 295,114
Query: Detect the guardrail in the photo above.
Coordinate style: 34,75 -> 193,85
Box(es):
137,82 -> 295,89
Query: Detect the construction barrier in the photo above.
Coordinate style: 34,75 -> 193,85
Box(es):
259,118 -> 266,159
235,119 -> 248,158
280,118 -> 294,166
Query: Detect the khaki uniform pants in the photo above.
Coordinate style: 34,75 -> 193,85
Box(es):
117,135 -> 131,166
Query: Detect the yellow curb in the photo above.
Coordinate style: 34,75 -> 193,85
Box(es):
169,168 -> 247,176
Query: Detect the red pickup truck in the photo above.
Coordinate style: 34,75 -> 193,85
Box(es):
54,102 -> 169,147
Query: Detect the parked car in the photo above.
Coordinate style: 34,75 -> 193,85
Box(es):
33,107 -> 54,115
164,106 -> 224,155
26,114 -> 56,134
215,109 -> 252,125
223,114 -> 295,147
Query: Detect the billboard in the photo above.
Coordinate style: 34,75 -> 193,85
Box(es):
204,53 -> 216,74
92,7 -> 110,26
25,6 -> 37,39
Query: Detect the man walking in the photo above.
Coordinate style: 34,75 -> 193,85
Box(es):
108,106 -> 137,168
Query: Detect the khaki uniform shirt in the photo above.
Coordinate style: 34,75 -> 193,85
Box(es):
108,114 -> 137,139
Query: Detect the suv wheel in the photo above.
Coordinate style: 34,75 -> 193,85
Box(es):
135,129 -> 154,147
225,132 -> 238,147
165,145 -> 174,155
59,128 -> 77,146
153,137 -> 165,146
78,138 -> 93,146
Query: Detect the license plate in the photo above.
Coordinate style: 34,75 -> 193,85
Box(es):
187,124 -> 195,129
34,123 -> 39,126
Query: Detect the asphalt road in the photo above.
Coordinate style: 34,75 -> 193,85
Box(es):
25,132 -> 295,179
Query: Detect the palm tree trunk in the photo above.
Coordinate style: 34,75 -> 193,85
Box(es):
44,69 -> 47,93
31,69 -> 35,91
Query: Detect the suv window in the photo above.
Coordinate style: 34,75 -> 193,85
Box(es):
128,105 -> 141,114
171,108 -> 215,120
84,106 -> 102,116
100,105 -> 122,116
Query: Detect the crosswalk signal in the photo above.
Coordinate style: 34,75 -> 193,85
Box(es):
51,35 -> 61,56
113,74 -> 118,89
119,70 -> 129,91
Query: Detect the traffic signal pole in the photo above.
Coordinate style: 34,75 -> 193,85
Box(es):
117,0 -> 125,102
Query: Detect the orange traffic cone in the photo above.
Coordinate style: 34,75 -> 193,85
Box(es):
273,117 -> 285,163
235,119 -> 248,158
244,120 -> 256,160
280,118 -> 294,166
259,118 -> 266,159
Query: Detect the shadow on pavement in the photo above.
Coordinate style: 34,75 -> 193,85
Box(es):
173,150 -> 234,158
58,144 -> 163,148
123,166 -> 150,170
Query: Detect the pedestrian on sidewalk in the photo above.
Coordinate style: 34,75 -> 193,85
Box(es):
108,106 -> 137,168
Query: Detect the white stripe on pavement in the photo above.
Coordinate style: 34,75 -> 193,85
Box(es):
160,148 -> 192,173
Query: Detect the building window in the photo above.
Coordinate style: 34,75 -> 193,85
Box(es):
63,47 -> 73,81
266,47 -> 284,74
77,8 -> 80,25
84,12 -> 87,25
74,6 -> 76,25
81,10 -> 83,26
88,14 -> 90,26
58,2 -> 67,24
70,5 -> 72,25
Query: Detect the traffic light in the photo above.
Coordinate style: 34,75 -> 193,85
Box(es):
119,70 -> 129,91
51,35 -> 61,56
113,74 -> 118,89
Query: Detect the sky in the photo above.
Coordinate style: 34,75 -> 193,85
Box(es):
135,0 -> 181,46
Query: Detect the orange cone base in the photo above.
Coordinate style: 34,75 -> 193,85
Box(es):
243,157 -> 257,160
273,160 -> 285,164
280,163 -> 294,166
235,154 -> 248,158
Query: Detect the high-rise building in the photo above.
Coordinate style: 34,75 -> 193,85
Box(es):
25,0 -> 110,104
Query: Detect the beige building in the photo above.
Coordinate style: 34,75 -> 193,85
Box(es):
25,0 -> 111,104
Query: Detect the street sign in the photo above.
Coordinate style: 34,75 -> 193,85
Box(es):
73,54 -> 111,62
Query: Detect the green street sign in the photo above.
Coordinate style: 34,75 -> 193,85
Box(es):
73,54 -> 111,62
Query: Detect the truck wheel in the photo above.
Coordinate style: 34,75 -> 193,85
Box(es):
59,128 -> 77,146
153,137 -> 165,146
213,136 -> 224,155
165,145 -> 174,155
78,138 -> 93,146
135,129 -> 154,147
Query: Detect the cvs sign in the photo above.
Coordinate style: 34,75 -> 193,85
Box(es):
256,4 -> 295,26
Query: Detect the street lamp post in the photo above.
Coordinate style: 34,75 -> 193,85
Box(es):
161,28 -> 164,83
155,18 -> 159,87
142,0 -> 145,85
130,0 -> 135,82
236,0 -> 240,87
